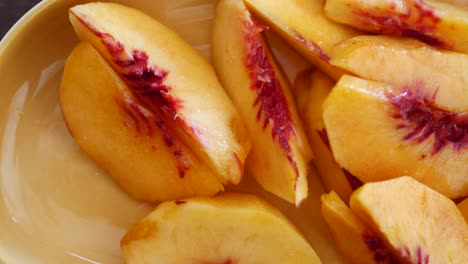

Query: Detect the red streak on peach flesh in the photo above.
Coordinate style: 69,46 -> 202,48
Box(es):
75,15 -> 184,120
174,200 -> 187,205
388,85 -> 467,155
120,99 -> 189,178
362,233 -> 400,263
242,12 -> 299,177
75,14 -> 191,177
398,246 -> 430,264
294,32 -> 331,61
352,0 -> 450,49
364,232 -> 430,263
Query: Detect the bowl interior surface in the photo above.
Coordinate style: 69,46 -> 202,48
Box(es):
0,0 -> 343,263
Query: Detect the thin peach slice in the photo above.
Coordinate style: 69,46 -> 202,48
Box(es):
122,193 -> 321,264
69,2 -> 251,185
321,192 -> 383,264
325,0 -> 468,53
331,35 -> 468,113
212,0 -> 313,206
60,42 -> 223,202
323,75 -> 468,199
294,70 -> 361,202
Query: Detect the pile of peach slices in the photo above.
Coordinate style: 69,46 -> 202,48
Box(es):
59,0 -> 467,263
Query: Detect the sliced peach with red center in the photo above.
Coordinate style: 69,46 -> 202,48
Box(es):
325,0 -> 468,53
322,177 -> 468,263
60,42 -> 223,202
212,0 -> 313,206
350,177 -> 468,263
330,35 -> 468,113
69,2 -> 251,185
322,75 -> 468,198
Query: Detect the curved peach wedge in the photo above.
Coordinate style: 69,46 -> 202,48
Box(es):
69,2 -> 251,185
325,0 -> 468,53
121,193 -> 321,264
321,192 -> 379,264
330,35 -> 468,113
350,177 -> 468,263
322,177 -> 468,264
294,70 -> 361,203
322,75 -> 468,198
60,42 -> 223,202
244,0 -> 360,80
212,0 -> 313,206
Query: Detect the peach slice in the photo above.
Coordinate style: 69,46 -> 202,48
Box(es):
458,198 -> 468,222
69,2 -> 250,185
322,75 -> 468,199
330,35 -> 468,113
294,70 -> 361,202
121,193 -> 321,263
325,0 -> 468,53
321,192 -> 380,264
60,42 -> 223,202
243,0 -> 361,80
212,0 -> 313,205
350,177 -> 468,263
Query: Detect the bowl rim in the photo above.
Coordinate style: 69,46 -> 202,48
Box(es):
0,0 -> 54,58
0,1 -> 53,262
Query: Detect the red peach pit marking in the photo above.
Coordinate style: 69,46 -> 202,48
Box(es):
242,11 -> 299,177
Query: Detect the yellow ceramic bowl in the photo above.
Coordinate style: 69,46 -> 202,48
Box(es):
0,0 -> 337,263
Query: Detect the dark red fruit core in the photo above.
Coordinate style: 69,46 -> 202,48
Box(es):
294,32 -> 331,62
362,233 -> 400,263
81,19 -> 184,120
397,246 -> 429,264
76,15 -> 184,122
343,170 -> 364,190
388,87 -> 468,155
174,200 -> 187,205
352,0 -> 450,49
75,15 -> 191,175
243,13 -> 299,176
120,98 -> 189,178
317,129 -> 364,190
